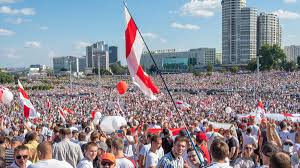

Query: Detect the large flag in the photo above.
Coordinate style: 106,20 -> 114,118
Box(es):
176,101 -> 191,111
18,80 -> 39,119
124,6 -> 159,100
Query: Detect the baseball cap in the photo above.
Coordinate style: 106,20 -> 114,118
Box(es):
196,132 -> 208,142
101,153 -> 116,163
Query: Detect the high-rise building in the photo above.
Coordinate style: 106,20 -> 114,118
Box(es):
284,45 -> 300,62
53,56 -> 77,74
239,7 -> 257,64
86,41 -> 109,70
109,46 -> 118,64
257,13 -> 282,51
222,0 -> 246,65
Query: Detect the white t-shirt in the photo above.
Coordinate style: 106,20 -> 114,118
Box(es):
248,125 -> 260,139
116,158 -> 134,168
144,151 -> 159,168
242,133 -> 257,148
76,159 -> 93,168
9,160 -> 32,168
28,159 -> 73,168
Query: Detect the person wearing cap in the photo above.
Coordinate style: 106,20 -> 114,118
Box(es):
27,142 -> 73,168
196,132 -> 210,165
77,142 -> 98,168
100,153 -> 116,168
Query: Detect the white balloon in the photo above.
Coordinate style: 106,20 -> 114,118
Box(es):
93,112 -> 102,125
112,116 -> 127,130
1,88 -> 13,105
225,107 -> 232,114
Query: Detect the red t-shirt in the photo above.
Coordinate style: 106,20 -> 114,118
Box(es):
200,145 -> 211,164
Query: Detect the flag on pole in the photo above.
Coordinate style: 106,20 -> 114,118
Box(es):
176,101 -> 191,110
124,6 -> 159,100
18,80 -> 40,119
58,107 -> 66,122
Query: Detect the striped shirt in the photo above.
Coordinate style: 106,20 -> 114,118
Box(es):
5,148 -> 14,167
157,151 -> 184,168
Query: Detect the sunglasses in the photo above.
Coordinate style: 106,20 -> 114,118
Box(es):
101,162 -> 114,166
16,155 -> 28,160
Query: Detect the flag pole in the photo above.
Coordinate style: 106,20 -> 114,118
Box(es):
123,2 -> 204,166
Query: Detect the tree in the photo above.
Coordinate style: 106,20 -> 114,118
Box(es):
148,64 -> 157,74
0,71 -> 13,84
283,61 -> 298,72
207,63 -> 213,72
258,44 -> 286,70
297,56 -> 300,66
247,59 -> 257,72
230,66 -> 240,73
109,61 -> 127,75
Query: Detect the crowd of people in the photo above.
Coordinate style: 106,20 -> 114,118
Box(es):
0,70 -> 299,168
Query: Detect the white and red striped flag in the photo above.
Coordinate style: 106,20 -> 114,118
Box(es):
58,107 -> 66,122
63,108 -> 74,114
176,101 -> 191,110
124,6 -> 160,100
18,80 -> 40,119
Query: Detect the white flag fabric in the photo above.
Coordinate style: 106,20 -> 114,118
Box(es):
124,6 -> 160,100
18,80 -> 39,119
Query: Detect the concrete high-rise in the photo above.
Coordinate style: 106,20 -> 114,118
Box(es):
284,45 -> 300,62
257,13 -> 282,51
109,46 -> 118,64
222,0 -> 246,65
86,41 -> 109,71
239,7 -> 257,64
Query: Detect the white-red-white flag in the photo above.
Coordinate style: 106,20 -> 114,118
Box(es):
124,6 -> 160,100
63,108 -> 74,114
58,107 -> 66,122
18,80 -> 40,119
176,101 -> 191,110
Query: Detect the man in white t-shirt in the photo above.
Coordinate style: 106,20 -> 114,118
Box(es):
278,121 -> 295,142
77,142 -> 98,168
112,138 -> 134,168
28,142 -> 72,168
242,127 -> 257,149
144,135 -> 162,168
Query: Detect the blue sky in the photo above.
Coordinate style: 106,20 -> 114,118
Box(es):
0,0 -> 299,67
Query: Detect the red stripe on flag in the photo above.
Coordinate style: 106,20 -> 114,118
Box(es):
18,87 -> 29,99
125,18 -> 137,58
24,105 -> 30,119
136,66 -> 160,94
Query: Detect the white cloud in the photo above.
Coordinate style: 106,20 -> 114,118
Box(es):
180,0 -> 220,17
39,26 -> 48,30
0,6 -> 36,15
170,22 -> 200,30
0,28 -> 15,36
142,32 -> 157,39
284,0 -> 297,3
273,10 -> 300,19
24,41 -> 41,48
73,41 -> 90,50
0,0 -> 17,4
5,17 -> 30,24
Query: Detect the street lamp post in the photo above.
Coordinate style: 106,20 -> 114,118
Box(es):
69,59 -> 72,90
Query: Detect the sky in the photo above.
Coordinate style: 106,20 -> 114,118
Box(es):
0,0 -> 299,68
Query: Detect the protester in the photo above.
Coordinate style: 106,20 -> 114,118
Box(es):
233,144 -> 256,168
207,140 -> 232,168
27,141 -> 73,168
100,153 -> 116,168
52,128 -> 83,167
77,142 -> 98,168
144,134 -> 162,168
111,138 -> 134,168
9,145 -> 32,168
